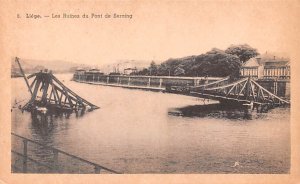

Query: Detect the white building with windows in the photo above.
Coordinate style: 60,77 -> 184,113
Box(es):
240,55 -> 290,79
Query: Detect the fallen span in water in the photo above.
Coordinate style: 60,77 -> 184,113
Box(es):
166,76 -> 290,112
15,57 -> 99,116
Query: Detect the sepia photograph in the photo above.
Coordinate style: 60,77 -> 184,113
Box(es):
11,49 -> 291,174
1,0 -> 300,183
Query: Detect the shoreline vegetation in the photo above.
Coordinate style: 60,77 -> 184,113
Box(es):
135,44 -> 259,78
11,44 -> 260,78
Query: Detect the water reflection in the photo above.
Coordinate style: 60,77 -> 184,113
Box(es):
168,103 -> 268,120
31,113 -> 55,136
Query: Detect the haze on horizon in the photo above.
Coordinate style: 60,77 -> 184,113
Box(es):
4,1 -> 298,66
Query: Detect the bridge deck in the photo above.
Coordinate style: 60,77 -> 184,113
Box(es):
166,76 -> 290,108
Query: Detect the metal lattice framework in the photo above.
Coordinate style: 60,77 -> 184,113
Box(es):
169,76 -> 290,106
16,58 -> 99,113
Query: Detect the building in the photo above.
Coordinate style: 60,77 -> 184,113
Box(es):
124,67 -> 138,75
263,60 -> 290,79
100,60 -> 152,74
240,55 -> 290,79
74,68 -> 86,75
85,68 -> 104,75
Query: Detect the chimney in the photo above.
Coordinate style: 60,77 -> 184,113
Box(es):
274,56 -> 276,60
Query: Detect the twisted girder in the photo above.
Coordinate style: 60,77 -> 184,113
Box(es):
23,71 -> 99,112
190,76 -> 231,90
191,77 -> 289,105
164,76 -> 290,106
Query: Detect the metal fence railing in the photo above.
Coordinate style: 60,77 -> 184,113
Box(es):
11,133 -> 121,174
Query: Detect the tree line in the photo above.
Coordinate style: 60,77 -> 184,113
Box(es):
135,44 -> 259,77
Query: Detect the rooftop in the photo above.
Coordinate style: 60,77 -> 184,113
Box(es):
243,54 -> 290,68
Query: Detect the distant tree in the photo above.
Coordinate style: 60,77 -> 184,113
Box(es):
225,44 -> 259,63
136,68 -> 149,75
174,65 -> 185,76
137,45 -> 250,77
157,63 -> 170,76
184,48 -> 242,77
157,58 -> 185,76
149,61 -> 158,75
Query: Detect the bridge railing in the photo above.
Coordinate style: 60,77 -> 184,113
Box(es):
11,133 -> 121,174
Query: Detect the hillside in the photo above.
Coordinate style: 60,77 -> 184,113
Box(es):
11,58 -> 92,75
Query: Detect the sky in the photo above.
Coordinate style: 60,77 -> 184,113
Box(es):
3,1 -> 300,65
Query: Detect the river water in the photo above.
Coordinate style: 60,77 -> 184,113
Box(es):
11,74 -> 290,174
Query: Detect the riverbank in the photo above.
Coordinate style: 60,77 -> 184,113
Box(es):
73,74 -> 290,99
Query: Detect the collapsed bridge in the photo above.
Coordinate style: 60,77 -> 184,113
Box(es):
166,76 -> 290,111
16,57 -> 99,115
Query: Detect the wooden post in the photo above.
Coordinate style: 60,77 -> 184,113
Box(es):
23,140 -> 28,173
148,77 -> 151,87
94,166 -> 101,174
53,149 -> 59,172
159,78 -> 163,88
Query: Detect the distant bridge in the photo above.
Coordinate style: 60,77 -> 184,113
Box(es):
166,76 -> 290,110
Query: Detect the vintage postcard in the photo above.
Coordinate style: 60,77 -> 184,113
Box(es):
1,0 -> 300,183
